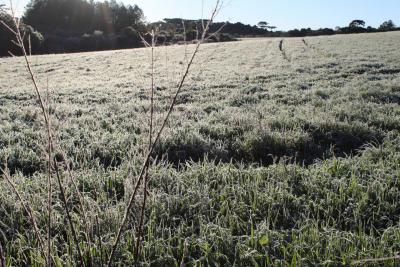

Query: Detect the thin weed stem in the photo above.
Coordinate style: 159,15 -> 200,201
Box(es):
95,215 -> 104,266
0,167 -> 47,265
107,2 -> 222,265
53,160 -> 85,266
135,29 -> 157,259
7,1 -> 53,263
4,1 -> 89,265
0,242 -> 4,267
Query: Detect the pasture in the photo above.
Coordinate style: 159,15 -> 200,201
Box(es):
0,32 -> 400,266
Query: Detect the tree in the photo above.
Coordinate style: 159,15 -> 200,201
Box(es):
379,20 -> 396,31
257,21 -> 276,32
257,21 -> 269,30
23,0 -> 145,35
1,11 -> 43,56
349,20 -> 365,28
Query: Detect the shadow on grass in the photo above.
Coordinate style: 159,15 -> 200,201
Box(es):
155,121 -> 384,167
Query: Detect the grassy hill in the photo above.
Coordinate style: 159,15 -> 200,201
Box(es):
0,32 -> 399,266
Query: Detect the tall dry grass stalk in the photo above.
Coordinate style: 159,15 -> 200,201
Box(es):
107,1 -> 223,265
8,3 -> 53,264
134,29 -> 156,259
53,162 -> 84,266
2,0 -> 89,265
1,0 -> 223,265
0,166 -> 47,264
1,3 -> 50,265
0,241 -> 4,267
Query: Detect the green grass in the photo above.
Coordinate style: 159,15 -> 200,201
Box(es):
0,32 -> 400,266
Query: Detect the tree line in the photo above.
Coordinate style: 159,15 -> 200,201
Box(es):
24,0 -> 145,35
0,0 -> 399,57
1,0 -> 146,56
280,19 -> 398,38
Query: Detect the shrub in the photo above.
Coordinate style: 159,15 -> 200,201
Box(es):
120,26 -> 142,48
0,13 -> 43,56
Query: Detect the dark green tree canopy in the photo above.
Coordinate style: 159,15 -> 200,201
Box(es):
257,21 -> 276,31
0,10 -> 43,57
379,20 -> 396,31
349,20 -> 365,28
23,0 -> 145,36
257,21 -> 268,29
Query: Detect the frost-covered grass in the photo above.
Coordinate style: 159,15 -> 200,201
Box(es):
0,32 -> 400,266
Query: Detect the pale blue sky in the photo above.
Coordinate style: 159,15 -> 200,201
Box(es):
2,0 -> 400,30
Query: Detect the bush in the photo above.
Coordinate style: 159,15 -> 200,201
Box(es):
80,33 -> 112,52
219,33 -> 237,42
120,26 -> 142,48
63,36 -> 81,52
40,34 -> 66,53
0,13 -> 43,56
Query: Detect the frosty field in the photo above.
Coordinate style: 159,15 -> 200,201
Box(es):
0,32 -> 400,266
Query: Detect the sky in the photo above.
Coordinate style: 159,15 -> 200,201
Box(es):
1,0 -> 400,30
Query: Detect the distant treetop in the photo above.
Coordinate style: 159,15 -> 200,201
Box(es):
379,20 -> 396,31
349,20 -> 366,28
